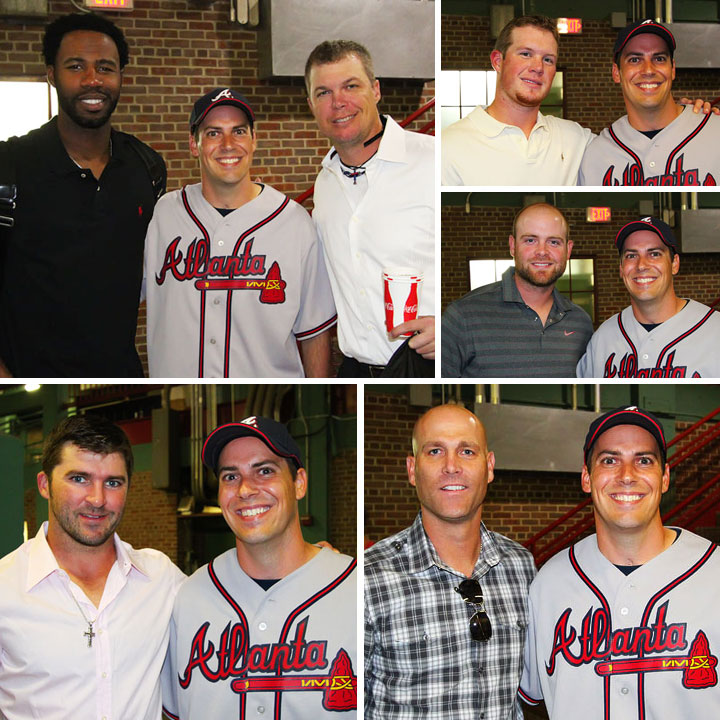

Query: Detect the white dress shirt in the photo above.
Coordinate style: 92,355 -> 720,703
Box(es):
312,115 -> 435,366
0,523 -> 185,720
441,106 -> 594,186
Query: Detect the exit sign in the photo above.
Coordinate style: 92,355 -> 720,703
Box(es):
557,18 -> 582,34
586,207 -> 612,223
85,0 -> 134,10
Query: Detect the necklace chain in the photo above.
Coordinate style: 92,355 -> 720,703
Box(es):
67,587 -> 97,648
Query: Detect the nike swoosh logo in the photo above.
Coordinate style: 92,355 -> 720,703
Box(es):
564,331 -> 575,336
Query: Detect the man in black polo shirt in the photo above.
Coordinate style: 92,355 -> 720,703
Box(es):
0,13 -> 165,377
442,203 -> 593,377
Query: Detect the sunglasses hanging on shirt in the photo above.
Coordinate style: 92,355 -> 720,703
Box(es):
455,578 -> 493,642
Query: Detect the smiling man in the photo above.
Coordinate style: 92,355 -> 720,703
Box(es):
442,203 -> 593,377
520,406 -> 720,719
305,40 -> 435,377
0,13 -> 166,377
365,404 -> 536,719
577,216 -> 720,377
162,416 -> 357,720
144,88 -> 337,378
579,19 -> 720,185
442,15 -> 594,186
0,415 -> 184,720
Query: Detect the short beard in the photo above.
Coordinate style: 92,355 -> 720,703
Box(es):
57,92 -> 119,129
49,493 -> 123,547
515,262 -> 565,288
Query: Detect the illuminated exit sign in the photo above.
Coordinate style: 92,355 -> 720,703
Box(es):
557,18 -> 582,34
85,0 -> 134,10
586,207 -> 612,223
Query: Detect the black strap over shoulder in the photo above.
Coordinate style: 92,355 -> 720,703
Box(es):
125,133 -> 167,200
0,140 -> 17,228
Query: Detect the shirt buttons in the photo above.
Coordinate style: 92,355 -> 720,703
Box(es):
642,354 -> 649,360
259,622 -> 267,631
258,706 -> 265,714
214,298 -> 220,305
98,629 -> 103,635
620,607 -> 629,616
649,161 -> 656,168
102,672 -> 107,678
80,173 -> 87,178
219,240 -> 224,246
621,687 -> 629,695
210,338 -> 217,344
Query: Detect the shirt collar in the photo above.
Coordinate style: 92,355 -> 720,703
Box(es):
470,106 -> 548,139
404,513 -> 501,577
25,521 -> 150,592
500,266 -> 574,312
321,114 -> 407,170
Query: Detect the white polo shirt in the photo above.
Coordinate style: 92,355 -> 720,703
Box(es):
312,115 -> 435,366
442,106 -> 594,186
0,523 -> 185,720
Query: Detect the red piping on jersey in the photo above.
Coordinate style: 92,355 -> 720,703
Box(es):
223,196 -> 291,377
664,112 -> 711,175
295,313 -> 338,340
207,559 -> 250,718
569,545 -> 614,720
636,542 -> 717,720
273,556 -> 356,720
182,186 -> 212,377
608,126 -> 644,168
654,307 -> 716,369
162,708 -> 179,720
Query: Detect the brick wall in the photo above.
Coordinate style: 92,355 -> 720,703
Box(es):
441,202 -> 720,324
329,448 -> 357,557
442,15 -> 719,134
0,1 -> 434,374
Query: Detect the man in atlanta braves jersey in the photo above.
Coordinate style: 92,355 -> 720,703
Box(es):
144,88 -> 337,378
519,405 -> 720,719
162,416 -> 357,720
577,216 -> 720,377
442,15 -> 594,186
579,19 -> 720,186
306,40 -> 435,377
365,404 -> 536,719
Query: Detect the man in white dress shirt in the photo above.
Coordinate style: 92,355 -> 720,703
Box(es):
0,415 -> 184,720
306,40 -> 435,377
442,15 -> 593,186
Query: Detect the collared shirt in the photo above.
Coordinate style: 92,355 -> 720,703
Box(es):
365,513 -> 536,720
441,266 -> 593,377
441,106 -> 594,186
0,523 -> 185,720
312,115 -> 435,366
0,117 -> 164,377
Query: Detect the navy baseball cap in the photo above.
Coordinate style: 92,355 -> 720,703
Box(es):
189,88 -> 255,133
614,19 -> 676,62
202,416 -> 303,473
614,216 -> 679,254
583,406 -> 667,466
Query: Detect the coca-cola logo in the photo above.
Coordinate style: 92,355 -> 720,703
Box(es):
385,302 -> 394,311
404,304 -> 418,313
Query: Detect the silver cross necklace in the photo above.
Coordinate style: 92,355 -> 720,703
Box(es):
67,588 -> 97,648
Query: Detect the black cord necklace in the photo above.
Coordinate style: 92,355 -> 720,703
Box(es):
335,116 -> 387,184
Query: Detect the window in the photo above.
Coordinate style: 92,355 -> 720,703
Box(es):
440,69 -> 564,129
0,80 -> 58,141
468,257 -> 596,322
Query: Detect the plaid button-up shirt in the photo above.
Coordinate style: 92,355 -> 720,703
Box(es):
365,513 -> 537,719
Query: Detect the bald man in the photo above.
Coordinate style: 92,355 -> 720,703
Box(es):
364,404 -> 536,720
442,203 -> 593,377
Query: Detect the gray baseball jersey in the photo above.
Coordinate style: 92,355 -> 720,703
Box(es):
578,107 -> 720,186
577,300 -> 720,378
162,547 -> 357,720
519,530 -> 720,719
144,183 -> 337,377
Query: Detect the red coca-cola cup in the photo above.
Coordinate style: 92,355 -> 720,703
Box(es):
382,267 -> 423,336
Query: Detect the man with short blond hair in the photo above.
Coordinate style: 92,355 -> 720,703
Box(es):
306,40 -> 435,377
442,203 -> 593,377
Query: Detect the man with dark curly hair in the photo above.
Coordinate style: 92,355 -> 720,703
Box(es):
0,13 -> 165,378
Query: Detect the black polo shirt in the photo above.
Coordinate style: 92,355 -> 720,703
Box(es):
0,117 -> 164,377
